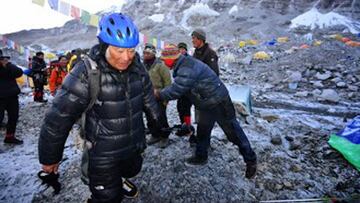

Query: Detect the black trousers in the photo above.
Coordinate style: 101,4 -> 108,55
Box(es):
88,152 -> 143,203
145,101 -> 170,138
196,96 -> 257,163
176,95 -> 192,123
0,96 -> 19,134
33,74 -> 45,100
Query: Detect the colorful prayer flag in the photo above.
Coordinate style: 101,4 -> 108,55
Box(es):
48,0 -> 59,10
89,15 -> 100,27
80,10 -> 91,24
59,0 -> 70,16
71,5 -> 80,20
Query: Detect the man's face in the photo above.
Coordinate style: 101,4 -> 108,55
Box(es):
192,36 -> 203,49
106,45 -> 136,71
38,55 -> 44,59
179,48 -> 187,55
0,58 -> 9,67
143,51 -> 155,61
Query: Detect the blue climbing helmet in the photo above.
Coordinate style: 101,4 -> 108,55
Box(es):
97,13 -> 139,48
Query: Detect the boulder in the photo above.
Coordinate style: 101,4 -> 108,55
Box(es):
315,71 -> 332,80
320,89 -> 340,102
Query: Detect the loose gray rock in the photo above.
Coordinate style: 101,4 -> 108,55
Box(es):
336,82 -> 346,88
271,135 -> 282,145
319,89 -> 340,102
315,71 -> 332,80
313,81 -> 324,88
295,91 -> 309,97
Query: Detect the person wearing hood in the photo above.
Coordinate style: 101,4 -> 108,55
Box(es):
142,43 -> 171,148
155,44 -> 257,179
0,52 -> 24,144
38,13 -> 162,203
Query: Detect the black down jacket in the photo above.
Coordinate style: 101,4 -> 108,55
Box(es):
0,62 -> 23,98
31,56 -> 46,73
193,43 -> 219,76
39,45 -> 160,165
159,55 -> 228,110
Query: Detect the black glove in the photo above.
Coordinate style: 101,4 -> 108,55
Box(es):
38,171 -> 61,194
175,123 -> 195,137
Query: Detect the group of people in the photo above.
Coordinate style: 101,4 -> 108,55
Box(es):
37,12 -> 257,203
28,49 -> 82,102
0,47 -> 83,147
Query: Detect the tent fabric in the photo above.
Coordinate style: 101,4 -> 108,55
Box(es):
277,37 -> 289,43
328,116 -> 360,171
226,84 -> 252,116
345,41 -> 360,47
239,41 -> 246,48
253,51 -> 270,60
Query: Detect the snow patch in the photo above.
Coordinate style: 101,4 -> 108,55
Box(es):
290,8 -> 360,34
180,3 -> 220,30
149,14 -> 165,23
154,1 -> 161,8
228,5 -> 238,15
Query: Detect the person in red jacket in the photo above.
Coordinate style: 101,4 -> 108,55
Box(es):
49,56 -> 68,96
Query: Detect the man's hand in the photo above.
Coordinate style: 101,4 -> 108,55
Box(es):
42,163 -> 60,174
154,89 -> 160,100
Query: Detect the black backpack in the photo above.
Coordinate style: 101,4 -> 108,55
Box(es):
79,55 -> 100,185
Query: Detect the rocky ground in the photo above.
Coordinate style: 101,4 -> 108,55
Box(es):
0,32 -> 360,202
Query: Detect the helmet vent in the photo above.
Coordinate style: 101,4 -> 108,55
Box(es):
107,28 -> 112,36
109,18 -> 115,25
126,27 -> 131,36
117,30 -> 123,39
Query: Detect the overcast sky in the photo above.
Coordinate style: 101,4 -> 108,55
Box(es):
0,0 -> 124,34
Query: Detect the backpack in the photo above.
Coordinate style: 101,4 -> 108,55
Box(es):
79,55 -> 101,185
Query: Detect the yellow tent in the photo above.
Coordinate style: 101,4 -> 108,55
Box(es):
253,51 -> 270,60
45,52 -> 57,59
246,39 -> 258,45
328,34 -> 343,41
313,40 -> 323,46
239,41 -> 246,48
277,37 -> 289,43
16,75 -> 26,87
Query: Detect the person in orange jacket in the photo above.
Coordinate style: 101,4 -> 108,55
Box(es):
49,55 -> 68,96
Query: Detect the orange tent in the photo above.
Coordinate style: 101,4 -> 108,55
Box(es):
345,41 -> 360,47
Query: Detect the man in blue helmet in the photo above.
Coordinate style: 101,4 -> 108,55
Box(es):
38,13 -> 161,203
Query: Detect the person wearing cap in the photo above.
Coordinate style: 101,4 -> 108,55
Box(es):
31,51 -> 48,102
156,44 -> 257,179
142,43 -> 172,148
175,42 -> 196,145
0,51 -> 24,144
38,13 -> 161,202
177,42 -> 189,56
191,29 -> 220,76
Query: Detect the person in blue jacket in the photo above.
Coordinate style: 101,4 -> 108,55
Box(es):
156,44 -> 257,179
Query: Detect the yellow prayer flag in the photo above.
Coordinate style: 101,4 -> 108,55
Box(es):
32,0 -> 45,6
90,15 -> 100,27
